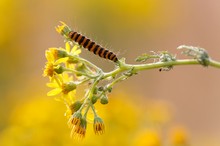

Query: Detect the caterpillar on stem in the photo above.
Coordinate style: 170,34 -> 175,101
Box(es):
56,22 -> 118,62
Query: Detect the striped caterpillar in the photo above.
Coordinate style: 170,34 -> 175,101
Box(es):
56,22 -> 118,62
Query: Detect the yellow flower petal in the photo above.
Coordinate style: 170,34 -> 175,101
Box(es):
47,88 -> 62,96
74,49 -> 81,55
67,90 -> 76,101
55,57 -> 69,65
71,45 -> 78,53
55,21 -> 67,34
46,83 -> 59,88
62,73 -> 73,82
65,42 -> 71,53
45,50 -> 54,62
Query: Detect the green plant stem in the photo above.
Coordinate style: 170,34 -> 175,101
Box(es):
78,56 -> 102,72
84,104 -> 91,117
107,75 -> 128,89
76,57 -> 220,108
64,68 -> 96,78
209,59 -> 220,68
103,58 -> 220,79
124,59 -> 199,71
91,104 -> 98,117
88,74 -> 103,99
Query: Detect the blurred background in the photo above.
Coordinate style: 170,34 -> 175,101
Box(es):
1,0 -> 220,145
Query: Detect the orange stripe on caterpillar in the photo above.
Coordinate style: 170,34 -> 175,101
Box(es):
68,31 -> 118,62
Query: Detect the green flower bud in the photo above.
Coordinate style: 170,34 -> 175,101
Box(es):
93,87 -> 98,95
69,101 -> 82,114
57,48 -> 68,58
50,48 -> 68,60
91,96 -> 98,104
75,63 -> 87,76
100,95 -> 108,105
107,87 -> 112,93
76,63 -> 86,71
62,81 -> 77,94
54,65 -> 64,74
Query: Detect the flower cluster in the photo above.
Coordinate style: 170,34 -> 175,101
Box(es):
43,22 -> 107,139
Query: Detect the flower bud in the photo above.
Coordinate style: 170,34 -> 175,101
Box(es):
62,81 -> 77,94
91,96 -> 98,104
69,101 -> 82,114
50,48 -> 68,60
57,48 -> 68,58
100,95 -> 108,105
107,87 -> 112,93
54,65 -> 64,74
76,63 -> 86,71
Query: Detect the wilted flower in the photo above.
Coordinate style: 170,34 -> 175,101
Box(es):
68,111 -> 82,128
70,117 -> 87,140
93,116 -> 105,135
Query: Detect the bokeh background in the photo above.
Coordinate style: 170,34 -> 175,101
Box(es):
1,0 -> 220,145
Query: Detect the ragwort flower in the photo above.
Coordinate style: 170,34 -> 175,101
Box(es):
43,48 -> 68,78
46,80 -> 77,97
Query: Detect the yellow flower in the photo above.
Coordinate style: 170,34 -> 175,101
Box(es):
43,42 -> 81,78
93,116 -> 105,135
55,21 -> 73,42
55,21 -> 69,35
46,80 -> 76,96
43,62 -> 54,77
46,65 -> 73,94
43,48 -> 68,78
